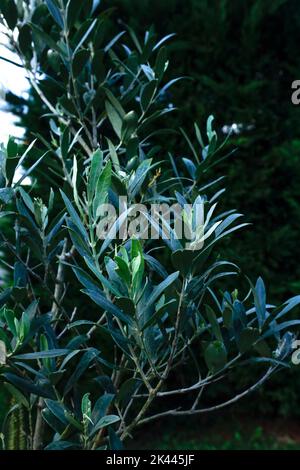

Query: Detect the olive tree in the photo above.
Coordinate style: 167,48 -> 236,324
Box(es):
0,0 -> 299,450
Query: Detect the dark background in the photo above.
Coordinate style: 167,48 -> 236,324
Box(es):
2,0 -> 300,448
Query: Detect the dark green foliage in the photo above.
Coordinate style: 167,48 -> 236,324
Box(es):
0,0 -> 299,451
96,0 -> 300,418
106,0 -> 300,300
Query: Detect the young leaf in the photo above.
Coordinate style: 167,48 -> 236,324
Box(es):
88,149 -> 103,200
93,161 -> 112,218
60,190 -> 89,241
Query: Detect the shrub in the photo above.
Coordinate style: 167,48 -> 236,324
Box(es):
0,0 -> 299,450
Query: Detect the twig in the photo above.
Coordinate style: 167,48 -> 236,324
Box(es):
137,366 -> 275,427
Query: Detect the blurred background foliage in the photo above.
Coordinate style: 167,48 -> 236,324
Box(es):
2,0 -> 300,445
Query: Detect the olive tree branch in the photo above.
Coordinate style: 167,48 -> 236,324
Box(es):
136,366 -> 276,427
32,238 -> 68,450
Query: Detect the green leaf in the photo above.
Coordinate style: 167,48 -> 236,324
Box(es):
0,0 -> 18,29
126,23 -> 142,53
3,308 -> 17,336
153,33 -> 176,51
88,149 -> 103,200
42,408 -> 66,434
30,23 -> 64,56
274,295 -> 300,322
116,378 -> 141,409
15,150 -> 49,186
89,415 -> 120,437
82,287 -> 133,326
73,18 -> 97,55
64,411 -> 83,431
23,300 -> 38,323
92,393 -> 114,423
128,158 -> 153,198
93,161 -> 112,218
3,373 -> 54,399
47,49 -> 61,71
131,240 -> 144,295
67,220 -> 91,259
107,139 -> 120,173
114,256 -> 131,285
104,88 -> 125,118
155,46 -> 167,80
18,24 -> 32,58
204,340 -> 227,372
14,261 -> 27,288
72,48 -> 90,76
58,96 -> 77,116
237,327 -> 260,354
14,349 -> 70,360
140,80 -> 157,112
121,111 -> 138,143
254,277 -> 266,329
232,300 -> 247,340
81,393 -> 92,421
64,349 -> 99,394
46,213 -> 66,244
45,0 -> 64,29
66,0 -> 83,28
144,271 -> 179,311
206,115 -> 217,142
105,101 -> 122,139
94,375 -> 116,394
60,190 -> 89,241
104,30 -> 126,52
18,187 -> 34,212
45,399 -> 69,425
254,340 -> 272,358
205,305 -> 223,342
109,427 -> 123,450
80,259 -> 121,297
0,188 -> 14,204
141,299 -> 175,331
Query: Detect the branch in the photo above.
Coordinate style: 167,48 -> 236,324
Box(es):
137,366 -> 275,427
32,239 -> 68,450
133,373 -> 226,398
